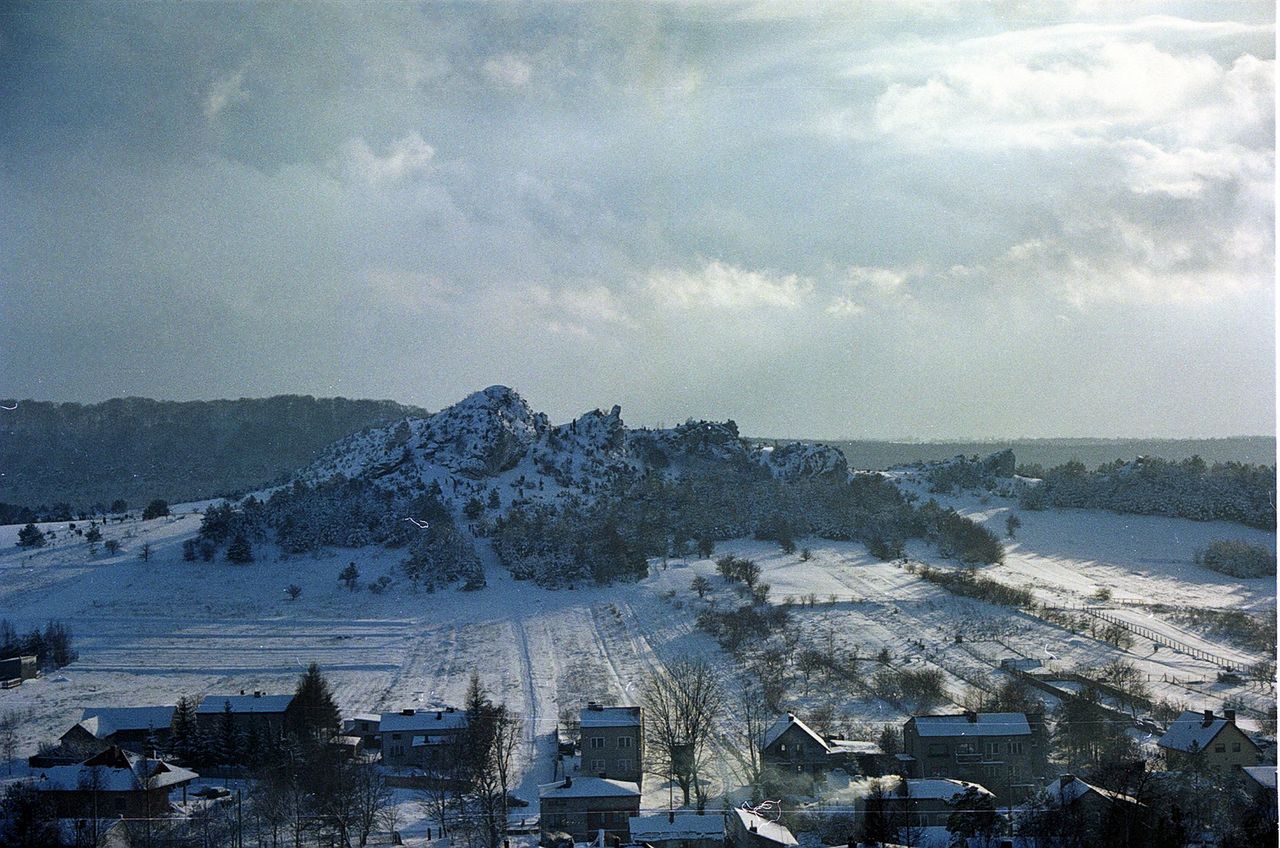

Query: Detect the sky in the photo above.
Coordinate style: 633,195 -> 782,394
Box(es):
0,1 -> 1274,440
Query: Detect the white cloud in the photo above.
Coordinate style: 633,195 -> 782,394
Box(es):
341,133 -> 436,185
483,53 -> 533,87
647,260 -> 814,310
824,296 -> 866,317
202,66 -> 249,123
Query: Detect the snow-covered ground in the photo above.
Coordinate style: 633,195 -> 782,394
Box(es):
0,490 -> 1273,833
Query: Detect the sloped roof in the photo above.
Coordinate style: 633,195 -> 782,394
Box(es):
762,713 -> 829,752
1242,766 -> 1277,791
899,778 -> 994,802
35,747 -> 197,792
77,706 -> 175,738
630,812 -> 725,841
1157,710 -> 1253,753
1044,775 -> 1139,807
580,705 -> 641,728
380,708 -> 467,733
539,776 -> 640,799
196,694 -> 293,715
911,713 -> 1031,738
731,809 -> 797,847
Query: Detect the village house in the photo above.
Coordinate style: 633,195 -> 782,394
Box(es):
379,707 -> 467,770
539,775 -> 641,845
1238,765 -> 1277,821
58,706 -> 176,757
759,712 -> 886,779
1158,709 -> 1261,775
580,703 -> 643,785
32,745 -> 197,819
725,808 -> 797,848
342,712 -> 381,749
1040,774 -> 1141,819
195,691 -> 297,739
0,654 -> 38,687
628,811 -> 726,848
864,777 -> 998,833
901,711 -> 1047,801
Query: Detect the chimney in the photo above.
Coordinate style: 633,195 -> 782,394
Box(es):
668,811 -> 674,824
1225,709 -> 1236,724
436,711 -> 443,720
402,708 -> 415,717
562,776 -> 572,789
965,710 -> 978,723
1202,709 -> 1214,727
254,691 -> 261,698
1060,774 -> 1073,789
239,689 -> 245,695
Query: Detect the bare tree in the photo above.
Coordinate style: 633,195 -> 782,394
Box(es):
348,759 -> 393,847
0,710 -> 20,775
642,657 -> 725,809
727,682 -> 771,803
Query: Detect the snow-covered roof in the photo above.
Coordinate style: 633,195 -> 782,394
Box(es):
911,712 -> 1031,738
827,739 -> 882,755
380,708 -> 467,733
731,809 -> 797,847
898,779 -> 994,802
35,748 -> 196,792
629,812 -> 725,841
347,713 -> 380,724
77,706 -> 175,738
1157,710 -> 1250,753
539,776 -> 641,800
580,705 -> 641,728
1241,766 -> 1276,790
196,694 -> 293,715
762,713 -> 828,752
1043,775 -> 1139,807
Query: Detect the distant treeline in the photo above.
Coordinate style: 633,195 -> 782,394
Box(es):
1019,455 -> 1276,529
0,395 -> 424,513
819,436 -> 1275,472
0,619 -> 76,670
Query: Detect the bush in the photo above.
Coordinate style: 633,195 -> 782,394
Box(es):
16,524 -> 45,548
1198,539 -> 1275,578
141,499 -> 170,520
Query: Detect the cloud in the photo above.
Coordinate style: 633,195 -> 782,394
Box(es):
340,133 -> 436,185
824,296 -> 865,317
647,260 -> 814,310
202,66 -> 249,123
483,53 -> 533,87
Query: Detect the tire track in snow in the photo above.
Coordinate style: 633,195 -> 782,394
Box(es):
589,604 -> 631,699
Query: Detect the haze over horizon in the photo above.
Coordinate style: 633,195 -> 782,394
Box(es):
2,2 -> 1274,441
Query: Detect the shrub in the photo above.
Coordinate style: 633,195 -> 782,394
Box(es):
16,524 -> 45,548
141,499 -> 170,520
1198,539 -> 1275,578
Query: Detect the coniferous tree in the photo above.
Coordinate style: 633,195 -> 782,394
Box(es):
170,696 -> 200,763
16,524 -> 45,548
142,499 -> 170,520
226,534 -> 254,564
289,662 -> 341,745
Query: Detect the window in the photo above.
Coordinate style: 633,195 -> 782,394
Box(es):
590,737 -> 605,750
618,736 -> 633,749
1232,742 -> 1241,753
1007,741 -> 1024,754
779,743 -> 787,753
928,743 -> 947,757
618,759 -> 632,773
1214,744 -> 1226,753
984,741 -> 1000,758
591,758 -> 606,773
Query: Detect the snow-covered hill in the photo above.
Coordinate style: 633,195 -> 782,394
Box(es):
300,385 -> 849,509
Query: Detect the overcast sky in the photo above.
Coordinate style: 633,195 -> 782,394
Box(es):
1,2 -> 1273,439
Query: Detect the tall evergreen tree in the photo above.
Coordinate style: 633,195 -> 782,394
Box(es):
289,662 -> 341,745
170,696 -> 200,763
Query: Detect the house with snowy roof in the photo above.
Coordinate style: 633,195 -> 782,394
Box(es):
32,745 -> 197,819
1239,765 -> 1277,819
726,807 -> 797,848
580,703 -> 643,784
59,705 -> 176,757
343,712 -> 382,749
379,706 -> 467,769
195,691 -> 296,739
760,712 -> 886,779
1041,774 -> 1141,815
1158,709 -> 1261,775
628,810 -> 725,848
901,711 -> 1047,801
539,775 -> 641,844
865,777 -> 998,833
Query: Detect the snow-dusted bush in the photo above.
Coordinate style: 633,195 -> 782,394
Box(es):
1197,539 -> 1276,578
